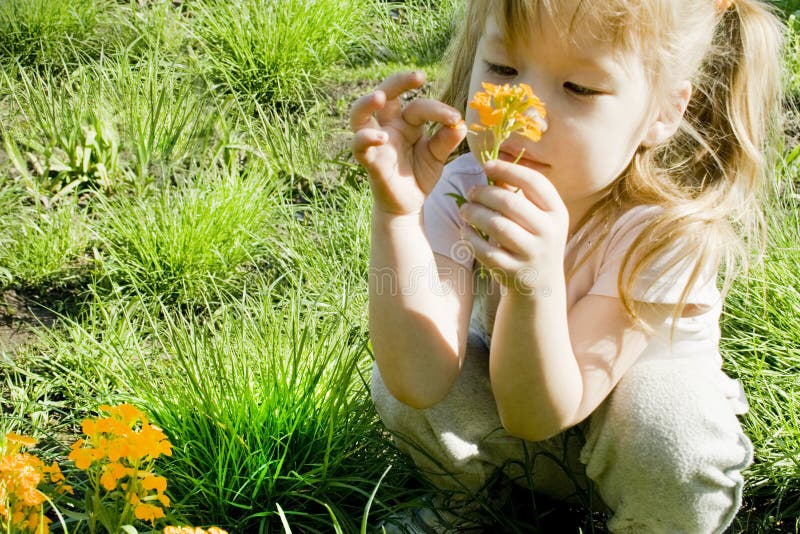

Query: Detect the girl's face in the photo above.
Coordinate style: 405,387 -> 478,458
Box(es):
466,10 -> 659,224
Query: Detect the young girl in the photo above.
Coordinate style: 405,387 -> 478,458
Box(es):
350,0 -> 783,531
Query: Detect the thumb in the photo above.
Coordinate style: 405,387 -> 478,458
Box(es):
427,120 -> 467,164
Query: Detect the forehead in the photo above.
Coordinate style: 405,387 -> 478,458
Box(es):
485,0 -> 643,59
480,10 -> 641,79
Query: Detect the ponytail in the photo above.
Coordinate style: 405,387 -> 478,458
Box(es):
613,0 -> 785,329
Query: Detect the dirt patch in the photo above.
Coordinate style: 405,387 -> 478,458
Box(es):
0,289 -> 57,354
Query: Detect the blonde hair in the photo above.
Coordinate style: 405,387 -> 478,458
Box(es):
440,0 -> 784,328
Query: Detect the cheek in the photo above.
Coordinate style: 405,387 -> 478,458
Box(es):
561,115 -> 639,169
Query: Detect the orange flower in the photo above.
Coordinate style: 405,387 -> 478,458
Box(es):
100,461 -> 129,491
106,438 -> 134,463
70,404 -> 174,530
5,433 -> 36,447
135,424 -> 172,460
100,403 -> 146,427
67,440 -> 103,470
468,82 -> 547,163
448,82 -> 549,215
0,433 -> 63,534
41,462 -> 63,485
23,509 -> 50,533
470,91 -> 503,127
0,453 -> 46,507
134,502 -> 166,523
156,493 -> 170,507
141,473 -> 167,494
163,527 -> 229,534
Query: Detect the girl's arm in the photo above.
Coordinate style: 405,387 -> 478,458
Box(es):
369,224 -> 474,408
351,71 -> 472,408
491,290 -> 671,441
459,159 -> 672,440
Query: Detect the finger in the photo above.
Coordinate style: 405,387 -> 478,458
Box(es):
425,120 -> 467,164
461,224 -> 515,273
483,159 -> 565,213
466,185 -> 548,235
350,72 -> 426,131
377,70 -> 426,103
351,129 -> 389,165
374,71 -> 426,124
401,98 -> 462,128
350,91 -> 385,132
412,121 -> 467,194
460,202 -> 533,256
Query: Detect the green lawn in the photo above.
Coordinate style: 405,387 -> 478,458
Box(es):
0,1 -> 798,532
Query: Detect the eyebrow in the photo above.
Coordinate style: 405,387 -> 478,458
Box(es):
484,28 -> 624,80
483,31 -> 506,48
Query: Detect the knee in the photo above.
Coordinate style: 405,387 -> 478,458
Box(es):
603,360 -> 749,477
583,360 -> 753,533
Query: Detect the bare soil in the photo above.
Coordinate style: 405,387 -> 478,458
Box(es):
0,289 -> 57,354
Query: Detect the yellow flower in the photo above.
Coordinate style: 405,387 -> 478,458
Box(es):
100,461 -> 129,491
468,82 -> 547,163
141,473 -> 167,494
134,502 -> 166,523
5,433 -> 37,448
67,440 -> 103,470
163,527 -> 229,534
0,433 -> 61,534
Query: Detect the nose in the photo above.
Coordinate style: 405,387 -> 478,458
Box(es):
516,71 -> 552,126
525,107 -> 548,133
518,102 -> 547,140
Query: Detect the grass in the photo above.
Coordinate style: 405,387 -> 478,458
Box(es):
369,0 -> 462,67
722,160 -> 800,533
13,289 -> 388,532
0,1 -> 798,533
188,0 -> 379,105
94,164 -> 287,306
0,0 -> 118,70
0,199 -> 90,291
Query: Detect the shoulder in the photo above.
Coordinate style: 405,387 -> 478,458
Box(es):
605,205 -> 662,247
590,204 -> 720,306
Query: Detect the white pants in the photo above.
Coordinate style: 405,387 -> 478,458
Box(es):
371,333 -> 753,533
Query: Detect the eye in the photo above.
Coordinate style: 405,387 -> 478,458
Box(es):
564,82 -> 601,97
486,62 -> 517,77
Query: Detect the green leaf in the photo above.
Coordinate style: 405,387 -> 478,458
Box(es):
445,191 -> 467,207
276,503 -> 293,533
786,143 -> 800,165
360,465 -> 391,534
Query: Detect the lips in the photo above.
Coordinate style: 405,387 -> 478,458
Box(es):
498,146 -> 549,170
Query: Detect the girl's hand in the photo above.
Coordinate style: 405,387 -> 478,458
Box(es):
459,159 -> 569,296
350,71 -> 466,216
